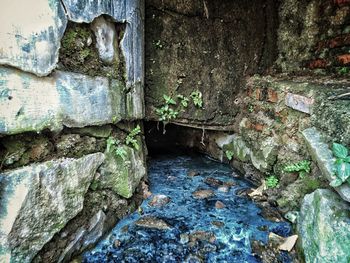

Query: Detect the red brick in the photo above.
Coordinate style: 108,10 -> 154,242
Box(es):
253,123 -> 265,132
333,0 -> 350,6
267,89 -> 278,103
329,34 -> 350,48
308,59 -> 328,69
337,54 -> 350,65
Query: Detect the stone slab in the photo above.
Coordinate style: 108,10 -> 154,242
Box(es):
0,153 -> 105,262
0,66 -> 132,135
298,189 -> 350,263
285,93 -> 314,114
0,0 -> 67,76
302,127 -> 350,202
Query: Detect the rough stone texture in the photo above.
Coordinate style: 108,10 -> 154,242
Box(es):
298,189 -> 350,263
0,153 -> 104,263
135,216 -> 171,230
0,130 -> 106,171
57,210 -> 106,263
35,187 -> 142,263
145,0 -> 278,126
222,135 -> 278,173
0,66 -> 135,135
98,139 -> 146,199
276,0 -> 321,72
0,0 -> 67,76
302,127 -> 350,202
311,89 -> 350,147
91,16 -> 119,64
61,0 -> 145,118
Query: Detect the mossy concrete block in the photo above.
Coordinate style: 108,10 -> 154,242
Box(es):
99,142 -> 146,199
302,127 -> 350,202
0,153 -> 105,263
0,67 -> 137,135
0,0 -> 67,76
298,189 -> 350,263
61,0 -> 145,118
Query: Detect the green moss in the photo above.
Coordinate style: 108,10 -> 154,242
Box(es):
59,21 -> 125,81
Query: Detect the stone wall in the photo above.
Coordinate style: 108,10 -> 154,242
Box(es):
145,0 -> 279,127
0,0 -> 146,262
276,0 -> 350,75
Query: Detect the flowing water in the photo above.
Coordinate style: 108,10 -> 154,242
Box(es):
84,154 -> 292,263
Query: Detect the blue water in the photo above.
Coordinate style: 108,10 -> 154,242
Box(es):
84,155 -> 292,263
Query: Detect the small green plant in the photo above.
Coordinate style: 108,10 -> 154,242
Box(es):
283,160 -> 311,178
154,40 -> 163,49
80,49 -> 91,60
177,94 -> 189,108
330,143 -> 350,187
156,104 -> 179,122
266,175 -> 279,188
163,94 -> 176,105
338,67 -> 349,75
190,90 -> 203,108
248,104 -> 254,113
126,125 -> 141,150
225,150 -> 234,161
106,137 -> 127,160
156,95 -> 179,122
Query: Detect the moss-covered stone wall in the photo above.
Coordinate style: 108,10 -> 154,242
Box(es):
145,0 -> 279,127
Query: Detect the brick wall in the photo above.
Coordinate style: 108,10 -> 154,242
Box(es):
306,0 -> 350,74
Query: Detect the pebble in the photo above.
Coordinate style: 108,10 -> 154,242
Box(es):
192,189 -> 215,199
114,240 -> 121,248
204,177 -> 223,187
135,216 -> 171,230
215,201 -> 225,209
211,221 -> 225,228
187,170 -> 199,177
148,194 -> 170,207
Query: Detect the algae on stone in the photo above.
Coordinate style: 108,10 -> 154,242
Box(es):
0,153 -> 104,263
98,138 -> 146,199
298,189 -> 350,263
0,67 -> 135,135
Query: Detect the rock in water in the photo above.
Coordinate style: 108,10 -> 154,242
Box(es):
148,194 -> 170,207
187,170 -> 199,177
298,189 -> 350,263
192,189 -> 215,199
0,153 -> 104,263
204,177 -> 224,187
135,217 -> 171,230
215,201 -> 225,209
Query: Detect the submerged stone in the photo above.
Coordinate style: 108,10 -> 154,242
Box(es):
0,67 -> 131,135
0,153 -> 104,263
135,216 -> 171,230
148,194 -> 171,207
298,189 -> 350,263
192,189 -> 215,199
0,0 -> 67,76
